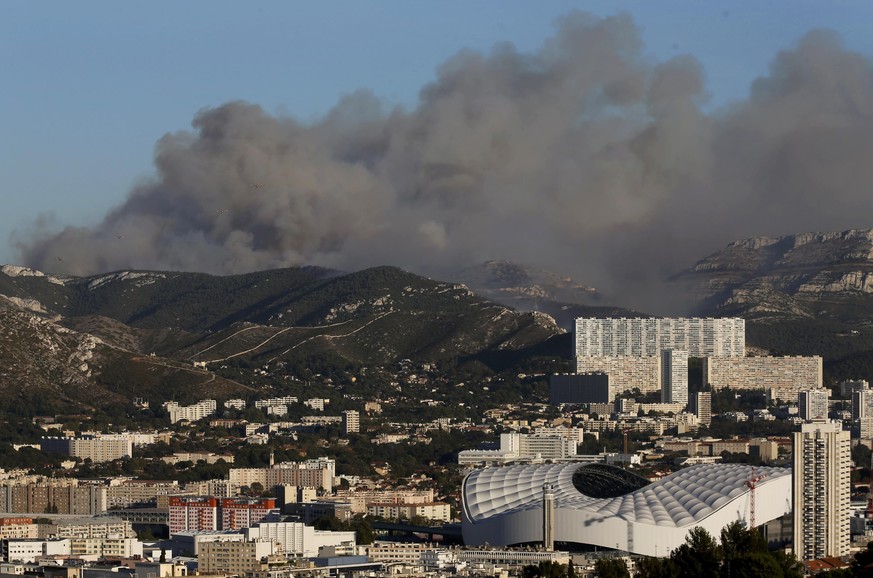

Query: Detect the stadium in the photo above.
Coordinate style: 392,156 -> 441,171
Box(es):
461,462 -> 791,557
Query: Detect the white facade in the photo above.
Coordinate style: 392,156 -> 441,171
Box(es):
575,317 -> 745,358
366,502 -> 451,522
170,531 -> 245,556
798,389 -> 829,421
164,400 -> 217,424
793,420 -> 851,560
690,391 -> 712,426
304,398 -> 325,411
51,517 -> 135,539
69,537 -> 143,558
861,418 -> 873,439
458,433 -> 576,465
342,410 -> 360,435
660,349 -> 688,406
254,397 -> 297,410
244,522 -> 355,558
853,386 -> 873,421
3,539 -> 71,563
462,463 -> 792,557
40,436 -> 133,463
224,399 -> 246,410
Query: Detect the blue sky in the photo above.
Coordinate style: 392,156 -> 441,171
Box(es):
2,0 -> 872,267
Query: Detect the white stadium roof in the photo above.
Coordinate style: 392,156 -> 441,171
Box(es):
462,462 -> 791,557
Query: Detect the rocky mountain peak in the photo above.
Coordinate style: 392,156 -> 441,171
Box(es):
675,229 -> 873,322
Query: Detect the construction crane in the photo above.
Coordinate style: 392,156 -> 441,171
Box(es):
745,467 -> 768,529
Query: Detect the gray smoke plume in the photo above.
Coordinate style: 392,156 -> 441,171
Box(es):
14,13 -> 873,310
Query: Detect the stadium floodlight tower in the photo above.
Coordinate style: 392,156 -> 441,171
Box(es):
543,483 -> 555,551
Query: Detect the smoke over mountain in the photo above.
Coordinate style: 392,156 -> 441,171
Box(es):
15,12 -> 873,310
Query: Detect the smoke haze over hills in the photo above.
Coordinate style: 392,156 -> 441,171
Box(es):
14,12 -> 873,311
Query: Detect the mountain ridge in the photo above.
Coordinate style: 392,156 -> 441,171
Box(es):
0,264 -> 565,414
673,228 -> 873,323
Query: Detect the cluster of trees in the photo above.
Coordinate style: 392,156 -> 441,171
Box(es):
591,522 -> 802,578
521,560 -> 576,577
313,514 -> 375,544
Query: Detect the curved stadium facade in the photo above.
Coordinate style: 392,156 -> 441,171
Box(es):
462,463 -> 791,557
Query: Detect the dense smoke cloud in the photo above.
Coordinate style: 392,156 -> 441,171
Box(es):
15,13 -> 873,310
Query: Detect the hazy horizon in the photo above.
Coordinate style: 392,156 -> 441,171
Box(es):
5,5 -> 873,312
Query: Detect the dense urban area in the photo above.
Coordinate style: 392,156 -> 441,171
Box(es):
0,315 -> 871,577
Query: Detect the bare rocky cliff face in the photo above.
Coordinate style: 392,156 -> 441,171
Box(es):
673,229 -> 873,322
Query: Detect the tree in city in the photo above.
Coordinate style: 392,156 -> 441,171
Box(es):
592,557 -> 630,578
635,556 -> 677,578
853,541 -> 873,577
521,561 -> 568,578
671,526 -> 722,578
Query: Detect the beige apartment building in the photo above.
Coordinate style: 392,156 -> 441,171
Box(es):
69,536 -> 143,558
0,518 -> 38,539
575,355 -> 661,396
198,540 -> 273,575
704,356 -> 822,397
366,542 -> 430,565
107,480 -> 181,508
0,481 -> 106,515
333,489 -> 435,514
228,459 -> 335,492
40,436 -> 133,464
366,502 -> 451,522
793,420 -> 850,560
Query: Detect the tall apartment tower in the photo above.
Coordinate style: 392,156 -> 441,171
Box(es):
792,420 -> 850,560
852,385 -> 873,421
689,391 -> 712,427
798,389 -> 829,421
660,350 -> 689,406
342,410 -> 360,435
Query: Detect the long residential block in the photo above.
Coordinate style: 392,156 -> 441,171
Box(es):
704,355 -> 822,398
575,317 -> 745,358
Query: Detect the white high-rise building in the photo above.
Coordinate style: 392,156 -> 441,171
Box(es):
342,410 -> 360,435
575,317 -> 745,358
792,420 -> 850,560
690,391 -> 712,427
852,385 -> 873,421
41,436 -> 133,463
660,349 -> 688,406
798,389 -> 829,421
164,399 -> 217,423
